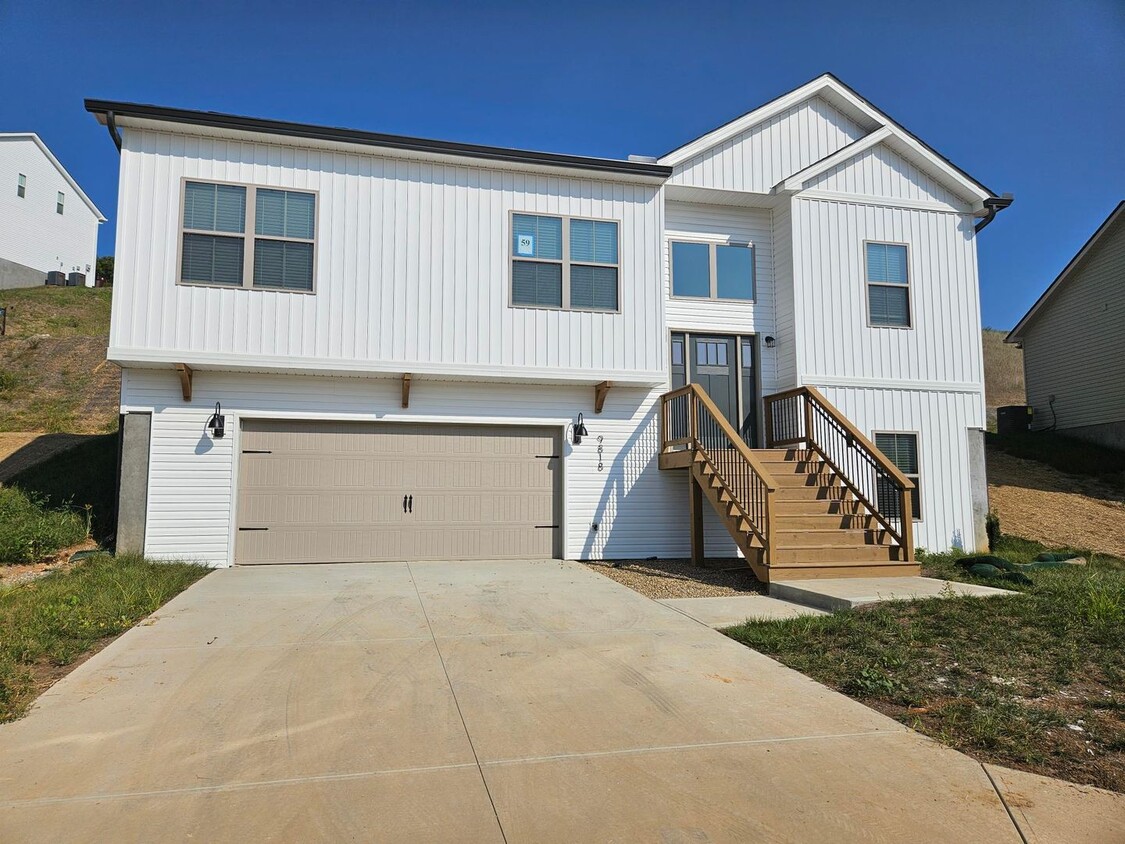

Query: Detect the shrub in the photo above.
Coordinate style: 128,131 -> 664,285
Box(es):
0,487 -> 88,564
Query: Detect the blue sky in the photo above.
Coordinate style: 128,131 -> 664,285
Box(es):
2,0 -> 1122,329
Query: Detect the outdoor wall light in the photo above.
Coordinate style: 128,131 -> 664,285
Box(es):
206,402 -> 226,438
764,336 -> 776,348
572,413 -> 588,445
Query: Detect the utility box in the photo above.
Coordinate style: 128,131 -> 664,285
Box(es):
46,271 -> 66,286
67,272 -> 86,287
997,405 -> 1032,435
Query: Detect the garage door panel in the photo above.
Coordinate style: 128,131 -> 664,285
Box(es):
236,421 -> 559,564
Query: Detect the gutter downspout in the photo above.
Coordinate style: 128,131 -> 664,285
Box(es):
106,111 -> 122,152
974,193 -> 1013,233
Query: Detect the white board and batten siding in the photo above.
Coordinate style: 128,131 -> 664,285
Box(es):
111,127 -> 666,384
668,97 -> 868,194
123,369 -> 707,567
663,200 -> 779,396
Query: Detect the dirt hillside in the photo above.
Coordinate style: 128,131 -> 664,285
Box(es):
0,287 -> 117,434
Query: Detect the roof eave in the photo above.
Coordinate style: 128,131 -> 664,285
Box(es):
85,99 -> 672,181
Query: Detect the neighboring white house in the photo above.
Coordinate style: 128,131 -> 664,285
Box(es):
0,133 -> 105,288
86,73 -> 1010,572
1006,201 -> 1125,451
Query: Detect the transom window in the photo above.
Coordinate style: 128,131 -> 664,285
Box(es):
180,181 -> 316,292
670,240 -> 754,300
866,242 -> 911,327
874,431 -> 922,520
511,213 -> 619,311
56,191 -> 64,214
17,174 -> 26,198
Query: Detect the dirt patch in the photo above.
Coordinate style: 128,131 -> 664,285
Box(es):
0,538 -> 99,587
584,558 -> 765,599
988,448 -> 1125,557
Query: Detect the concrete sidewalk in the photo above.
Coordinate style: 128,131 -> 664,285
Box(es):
0,560 -> 1118,841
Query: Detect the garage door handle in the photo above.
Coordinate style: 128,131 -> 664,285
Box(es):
403,495 -> 408,513
403,495 -> 413,514
408,495 -> 413,513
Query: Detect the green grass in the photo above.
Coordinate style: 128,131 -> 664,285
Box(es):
987,429 -> 1125,491
724,535 -> 1125,792
0,286 -> 112,338
6,434 -> 118,544
0,553 -> 208,721
0,487 -> 88,564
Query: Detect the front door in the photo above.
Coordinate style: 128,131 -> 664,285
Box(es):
690,336 -> 738,427
672,332 -> 759,446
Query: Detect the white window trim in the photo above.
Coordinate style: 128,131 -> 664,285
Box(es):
668,236 -> 756,302
17,174 -> 26,198
864,240 -> 913,329
508,210 -> 621,313
56,191 -> 64,214
872,429 -> 922,521
176,177 -> 318,294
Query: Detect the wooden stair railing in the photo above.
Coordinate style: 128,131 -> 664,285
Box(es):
660,384 -> 777,570
764,386 -> 915,562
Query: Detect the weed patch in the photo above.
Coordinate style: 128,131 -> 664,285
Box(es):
724,535 -> 1125,791
0,553 -> 208,721
0,487 -> 87,564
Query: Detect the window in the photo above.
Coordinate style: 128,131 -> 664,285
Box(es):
874,432 -> 921,520
866,242 -> 910,327
17,174 -> 25,198
670,240 -> 754,300
511,213 -> 619,311
56,191 -> 64,214
180,180 -> 316,291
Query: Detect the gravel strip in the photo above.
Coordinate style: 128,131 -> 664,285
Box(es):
583,558 -> 766,599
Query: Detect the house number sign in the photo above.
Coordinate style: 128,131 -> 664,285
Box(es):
516,234 -> 535,256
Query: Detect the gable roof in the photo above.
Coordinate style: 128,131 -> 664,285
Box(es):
0,133 -> 106,221
1006,200 -> 1125,343
659,73 -> 997,209
84,100 -> 672,180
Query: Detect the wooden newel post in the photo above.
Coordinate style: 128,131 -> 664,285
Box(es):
763,397 -> 774,448
900,486 -> 915,562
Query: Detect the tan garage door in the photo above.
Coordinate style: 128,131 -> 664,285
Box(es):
235,420 -> 560,564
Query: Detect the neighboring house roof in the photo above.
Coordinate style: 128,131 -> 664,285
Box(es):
83,100 -> 672,180
659,72 -> 998,209
1006,200 -> 1125,344
0,132 -> 107,221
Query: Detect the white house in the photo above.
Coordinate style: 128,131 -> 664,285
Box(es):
1006,201 -> 1125,451
0,133 -> 105,288
87,74 -> 1010,582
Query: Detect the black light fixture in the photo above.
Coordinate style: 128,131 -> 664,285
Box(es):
572,412 -> 588,445
764,335 -> 776,348
206,402 -> 225,438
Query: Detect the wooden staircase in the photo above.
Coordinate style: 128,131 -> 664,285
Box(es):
660,385 -> 920,585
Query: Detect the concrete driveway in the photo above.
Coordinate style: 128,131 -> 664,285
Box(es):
0,560 -> 1068,841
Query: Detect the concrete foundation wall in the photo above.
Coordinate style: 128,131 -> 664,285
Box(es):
967,428 -> 989,553
1060,420 -> 1125,453
0,256 -> 45,290
116,412 -> 151,554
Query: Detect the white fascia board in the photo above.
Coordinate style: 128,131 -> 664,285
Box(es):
773,127 -> 894,193
0,133 -> 107,221
108,347 -> 668,388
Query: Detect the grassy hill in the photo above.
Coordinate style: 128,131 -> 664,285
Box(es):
982,328 -> 1025,429
0,287 -> 118,433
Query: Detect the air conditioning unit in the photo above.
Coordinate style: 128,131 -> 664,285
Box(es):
46,271 -> 66,286
67,272 -> 86,287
